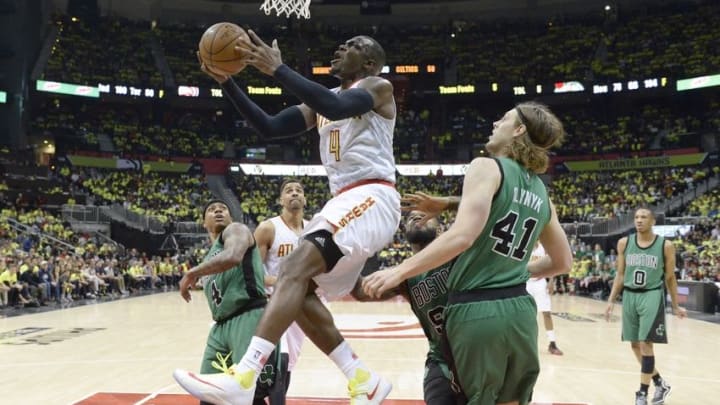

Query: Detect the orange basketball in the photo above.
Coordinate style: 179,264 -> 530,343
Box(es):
198,22 -> 249,75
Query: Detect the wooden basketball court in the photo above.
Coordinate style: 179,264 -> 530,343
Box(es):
1,292 -> 717,405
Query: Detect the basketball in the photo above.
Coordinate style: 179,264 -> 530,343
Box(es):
198,22 -> 249,75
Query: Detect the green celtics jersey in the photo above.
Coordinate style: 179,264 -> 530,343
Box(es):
449,158 -> 551,291
202,234 -> 266,322
405,260 -> 452,364
623,234 -> 665,290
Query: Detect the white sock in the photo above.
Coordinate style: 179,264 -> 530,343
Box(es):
236,336 -> 276,374
546,330 -> 556,342
328,341 -> 376,383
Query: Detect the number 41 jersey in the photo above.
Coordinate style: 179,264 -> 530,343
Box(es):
449,157 -> 551,291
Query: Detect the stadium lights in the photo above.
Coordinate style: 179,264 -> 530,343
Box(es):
0,91 -> 6,103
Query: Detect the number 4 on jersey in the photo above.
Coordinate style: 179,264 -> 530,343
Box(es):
329,129 -> 341,161
491,211 -> 538,261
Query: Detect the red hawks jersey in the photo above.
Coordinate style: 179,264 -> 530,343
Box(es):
316,84 -> 396,195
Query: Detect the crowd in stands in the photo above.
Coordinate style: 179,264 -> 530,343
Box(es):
595,3 -> 720,81
6,1 -> 719,313
229,165 -> 718,226
0,238 -> 201,308
155,22 -> 302,89
33,95 -> 719,163
39,3 -> 720,91
44,15 -> 162,88
229,172 -> 719,298
2,151 -> 217,225
2,161 -> 718,311
682,187 -> 720,219
32,99 -> 229,158
30,2 -> 720,162
674,219 -> 720,282
0,194 -> 210,308
550,166 -> 717,222
54,167 -> 213,223
231,173 -> 461,224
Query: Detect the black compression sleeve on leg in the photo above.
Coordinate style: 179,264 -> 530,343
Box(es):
641,355 -> 655,374
273,64 -> 374,121
221,78 -> 307,137
303,230 -> 344,271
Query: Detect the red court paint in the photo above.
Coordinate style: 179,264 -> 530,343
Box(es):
75,392 -> 590,405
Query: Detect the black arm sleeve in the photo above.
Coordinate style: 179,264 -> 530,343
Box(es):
221,78 -> 307,137
273,64 -> 375,121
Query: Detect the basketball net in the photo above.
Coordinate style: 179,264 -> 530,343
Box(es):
260,0 -> 311,19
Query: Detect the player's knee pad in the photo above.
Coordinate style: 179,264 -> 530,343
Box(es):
303,230 -> 344,271
641,355 -> 655,374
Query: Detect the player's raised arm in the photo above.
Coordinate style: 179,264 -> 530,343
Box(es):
179,222 -> 254,302
401,192 -> 461,225
197,52 -> 310,137
238,31 -> 391,121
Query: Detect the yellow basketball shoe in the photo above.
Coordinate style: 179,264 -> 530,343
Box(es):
173,353 -> 257,405
348,368 -> 393,405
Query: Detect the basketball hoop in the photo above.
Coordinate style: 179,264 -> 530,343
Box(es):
260,0 -> 311,19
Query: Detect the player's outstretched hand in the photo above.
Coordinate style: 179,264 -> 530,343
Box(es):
179,271 -> 198,303
401,192 -> 446,225
674,306 -> 687,319
604,303 -> 614,322
197,51 -> 230,84
362,268 -> 403,299
235,30 -> 283,76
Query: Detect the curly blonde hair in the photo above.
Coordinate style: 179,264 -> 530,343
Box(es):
507,102 -> 565,174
